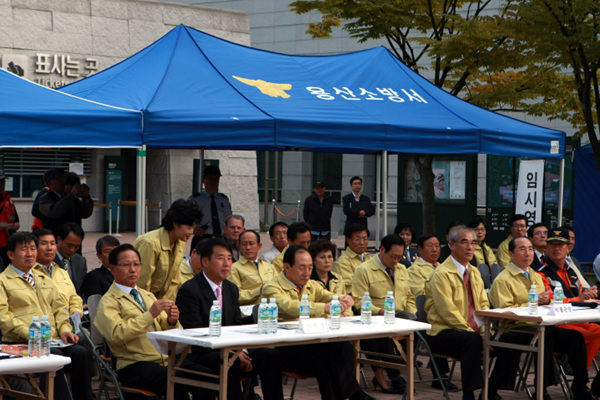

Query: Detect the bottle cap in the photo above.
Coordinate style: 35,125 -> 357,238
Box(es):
32,316 -> 39,321
261,298 -> 267,303
333,295 -> 339,300
364,291 -> 370,296
269,297 -> 276,303
302,294 -> 308,299
213,300 -> 219,305
387,291 -> 393,296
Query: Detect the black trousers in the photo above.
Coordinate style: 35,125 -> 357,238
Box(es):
493,326 -> 589,390
118,359 -> 213,400
277,342 -> 361,400
427,329 -> 484,393
361,337 -> 402,381
187,347 -> 283,400
45,344 -> 93,400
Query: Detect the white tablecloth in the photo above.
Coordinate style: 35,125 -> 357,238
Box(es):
0,354 -> 71,375
475,305 -> 600,326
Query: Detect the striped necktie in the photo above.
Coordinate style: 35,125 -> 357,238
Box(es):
130,288 -> 146,311
23,272 -> 36,289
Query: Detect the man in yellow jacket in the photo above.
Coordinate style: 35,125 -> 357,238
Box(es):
424,226 -> 491,400
496,214 -> 528,268
352,234 -> 415,394
332,223 -> 371,296
228,230 -> 277,305
262,245 -> 377,400
407,234 -> 441,297
0,232 -> 92,400
95,244 -> 210,400
33,228 -> 83,319
271,222 -> 311,273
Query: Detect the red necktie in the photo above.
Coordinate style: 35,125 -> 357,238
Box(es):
463,268 -> 478,332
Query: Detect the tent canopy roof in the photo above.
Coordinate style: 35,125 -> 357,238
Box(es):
1,69 -> 142,148
61,25 -> 565,158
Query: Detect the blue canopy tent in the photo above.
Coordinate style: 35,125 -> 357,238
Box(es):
0,69 -> 142,148
573,145 -> 600,262
60,24 -> 566,234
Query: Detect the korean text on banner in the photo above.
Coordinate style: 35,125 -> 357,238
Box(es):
515,160 -> 544,224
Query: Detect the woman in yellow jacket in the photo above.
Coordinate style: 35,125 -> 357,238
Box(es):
308,239 -> 353,316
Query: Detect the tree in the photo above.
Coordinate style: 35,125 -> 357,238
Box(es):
509,0 -> 600,172
290,0 -> 526,233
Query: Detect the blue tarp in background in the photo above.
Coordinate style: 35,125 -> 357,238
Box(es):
0,69 -> 142,148
573,145 -> 600,262
61,25 -> 565,158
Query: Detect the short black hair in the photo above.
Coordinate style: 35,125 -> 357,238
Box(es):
509,214 -> 527,226
394,221 -> 416,242
43,168 -> 63,185
161,199 -> 203,231
283,244 -> 311,267
268,221 -> 288,237
64,172 -> 81,186
239,230 -> 260,244
287,222 -> 311,243
467,216 -> 487,231
417,234 -> 439,248
32,229 -> 54,241
445,220 -> 463,235
508,236 -> 532,252
108,244 -> 140,266
527,222 -> 547,238
96,235 -> 120,254
7,232 -> 37,252
308,239 -> 337,261
350,176 -> 362,185
200,237 -> 233,259
344,223 -> 369,239
562,225 -> 576,236
380,234 -> 405,252
57,222 -> 85,241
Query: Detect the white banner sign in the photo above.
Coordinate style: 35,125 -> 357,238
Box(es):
515,160 -> 544,224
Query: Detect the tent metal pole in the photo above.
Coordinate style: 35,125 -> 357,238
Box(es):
136,145 -> 147,237
376,153 -> 382,246
383,150 -> 388,237
274,152 -> 279,223
200,148 -> 205,192
264,152 -> 270,226
558,158 -> 565,226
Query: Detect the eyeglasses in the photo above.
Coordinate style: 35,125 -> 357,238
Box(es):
534,231 -> 548,237
512,224 -> 527,229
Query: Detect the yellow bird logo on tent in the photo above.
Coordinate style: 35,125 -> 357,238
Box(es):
233,76 -> 292,99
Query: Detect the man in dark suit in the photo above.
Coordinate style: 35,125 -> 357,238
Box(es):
39,169 -> 93,236
527,222 -> 547,271
176,238 -> 284,400
54,223 -> 87,295
342,176 -> 375,233
81,235 -> 120,302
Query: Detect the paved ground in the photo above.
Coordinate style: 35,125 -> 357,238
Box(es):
83,232 -> 595,399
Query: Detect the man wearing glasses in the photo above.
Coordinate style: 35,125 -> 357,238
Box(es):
496,214 -> 528,268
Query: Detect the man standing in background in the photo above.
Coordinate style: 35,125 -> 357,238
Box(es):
303,180 -> 333,242
342,176 -> 375,233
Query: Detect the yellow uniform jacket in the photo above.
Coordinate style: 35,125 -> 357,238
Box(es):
488,262 -> 546,329
352,256 -> 416,315
473,242 -> 498,267
134,227 -> 184,301
35,262 -> 83,317
228,256 -> 277,305
496,234 -> 514,269
425,256 -> 489,336
262,272 -> 333,321
178,258 -> 195,288
312,271 -> 353,317
0,265 -> 71,342
271,247 -> 287,274
332,249 -> 370,295
95,283 -> 182,370
407,259 -> 436,297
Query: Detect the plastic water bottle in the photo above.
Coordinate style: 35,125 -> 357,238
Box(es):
299,294 -> 310,320
258,298 -> 269,334
28,316 -> 41,358
269,298 -> 278,334
209,300 -> 222,337
384,291 -> 396,325
361,291 -> 372,325
330,295 -> 341,330
528,285 -> 539,315
554,286 -> 564,305
40,315 -> 51,357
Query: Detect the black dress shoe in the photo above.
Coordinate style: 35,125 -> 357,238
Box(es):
391,376 -> 407,395
371,377 -> 400,394
432,376 -> 460,392
571,385 -> 597,400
